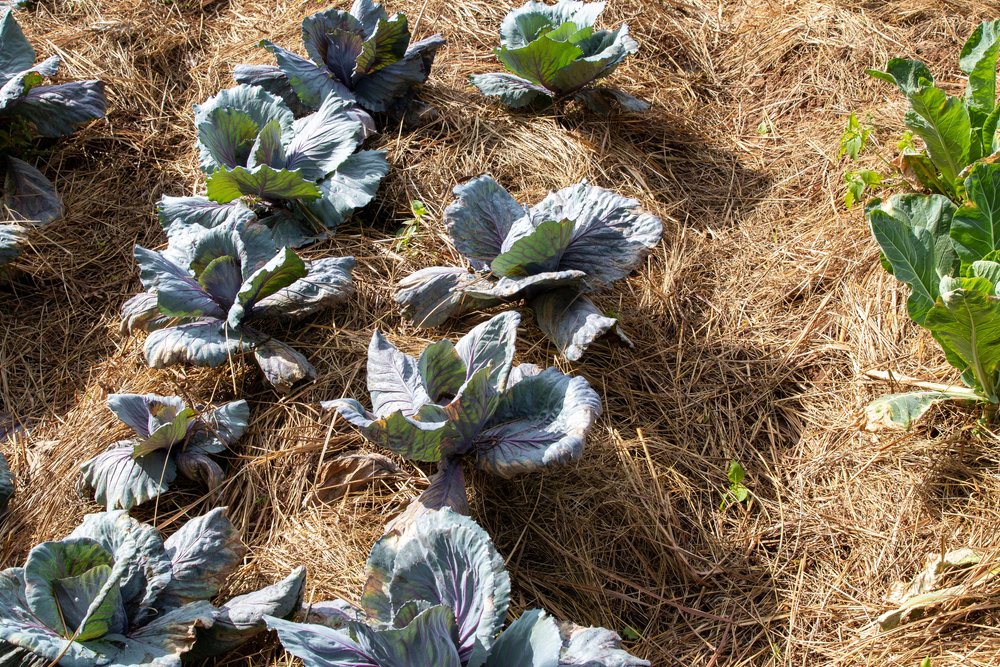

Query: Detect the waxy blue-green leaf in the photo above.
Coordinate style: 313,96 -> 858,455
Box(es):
491,219 -> 575,277
81,444 -> 177,511
194,85 -> 294,172
531,288 -> 630,361
951,161 -> 1000,262
229,247 -> 308,328
367,330 -> 431,417
475,366 -> 601,477
395,266 -> 495,328
190,567 -> 305,658
158,508 -> 245,610
284,92 -> 364,180
499,0 -> 607,49
326,398 -> 447,462
3,156 -> 62,225
867,193 -> 958,324
206,165 -> 321,204
13,81 -> 107,138
556,623 -> 650,666
445,174 -> 528,269
496,34 -> 582,88
485,609 -> 561,667
417,339 -> 466,404
468,72 -> 551,108
253,256 -> 356,319
866,58 -> 934,96
240,2 -> 444,115
455,310 -> 520,388
265,615 -> 380,666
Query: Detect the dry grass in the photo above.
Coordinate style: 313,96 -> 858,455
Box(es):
3,0 -> 1000,664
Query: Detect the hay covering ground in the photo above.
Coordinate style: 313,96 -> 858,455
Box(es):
2,0 -> 1000,664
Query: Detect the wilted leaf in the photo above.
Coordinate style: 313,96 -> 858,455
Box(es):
304,452 -> 403,505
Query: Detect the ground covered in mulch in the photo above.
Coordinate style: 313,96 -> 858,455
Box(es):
3,0 -> 1000,664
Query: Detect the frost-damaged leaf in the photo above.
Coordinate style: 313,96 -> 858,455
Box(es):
876,547 -> 999,631
191,567 -> 305,658
384,461 -> 470,536
0,453 -> 12,513
239,1 -> 444,115
865,390 -> 979,430
106,600 -> 216,666
3,156 -> 61,224
305,453 -> 402,505
475,367 -> 601,477
253,337 -> 318,394
394,266 -> 495,328
866,194 -> 958,325
158,508 -> 245,610
531,288 -> 630,361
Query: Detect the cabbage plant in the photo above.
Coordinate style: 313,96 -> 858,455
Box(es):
470,0 -> 647,112
0,452 -> 11,513
866,160 -> 1000,428
868,20 -> 1000,202
122,204 -> 355,393
265,508 -> 649,666
395,175 -> 662,360
80,393 -> 249,510
0,508 -> 305,665
162,84 -> 388,248
234,0 -> 445,115
0,8 -> 106,265
323,311 -> 601,517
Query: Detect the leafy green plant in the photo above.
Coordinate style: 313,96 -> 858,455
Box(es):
471,0 -> 647,112
393,199 -> 426,252
394,175 -> 662,360
0,508 -> 304,665
121,204 -> 355,393
80,394 -> 249,510
323,311 -> 602,518
844,168 -> 882,208
0,8 -> 106,266
234,0 -> 445,115
719,459 -> 749,509
839,112 -> 873,160
867,20 -> 1000,202
265,508 -> 649,666
865,161 -> 1000,428
159,84 -> 388,249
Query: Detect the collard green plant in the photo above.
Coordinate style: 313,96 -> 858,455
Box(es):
470,0 -> 647,112
0,508 -> 305,666
121,204 -> 355,393
234,0 -> 445,116
865,160 -> 1000,428
323,311 -> 602,519
395,175 -> 662,360
0,8 -> 106,265
80,393 -> 249,510
161,84 -> 387,249
867,20 -> 1000,201
265,508 -> 649,667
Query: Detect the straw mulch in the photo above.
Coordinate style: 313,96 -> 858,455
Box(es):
3,0 -> 1000,664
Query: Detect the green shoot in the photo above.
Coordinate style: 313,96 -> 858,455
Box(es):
720,459 -> 750,509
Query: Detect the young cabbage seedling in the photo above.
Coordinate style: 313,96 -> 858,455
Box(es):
323,311 -> 602,523
0,508 -> 304,665
159,84 -> 387,249
234,0 -> 445,116
122,204 -> 355,393
0,8 -> 106,265
471,0 -> 648,113
265,508 -> 649,666
81,393 -> 249,510
394,175 -> 662,360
